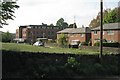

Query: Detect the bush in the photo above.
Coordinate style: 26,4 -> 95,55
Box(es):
2,31 -> 13,42
94,42 -> 120,47
81,42 -> 88,46
94,41 -> 100,46
103,42 -> 120,47
2,50 -> 119,78
57,34 -> 68,48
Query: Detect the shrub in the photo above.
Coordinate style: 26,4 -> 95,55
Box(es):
81,42 -> 88,46
57,34 -> 68,48
2,31 -> 13,42
103,42 -> 120,47
94,41 -> 100,46
94,42 -> 120,47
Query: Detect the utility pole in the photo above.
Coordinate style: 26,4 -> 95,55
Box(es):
100,0 -> 103,59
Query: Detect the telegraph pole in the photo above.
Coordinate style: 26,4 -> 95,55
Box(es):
100,0 -> 103,59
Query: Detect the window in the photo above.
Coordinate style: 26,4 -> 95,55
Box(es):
94,31 -> 97,35
80,33 -> 84,37
36,26 -> 38,28
107,30 -> 114,35
42,26 -> 46,29
70,33 -> 74,37
64,34 -> 68,37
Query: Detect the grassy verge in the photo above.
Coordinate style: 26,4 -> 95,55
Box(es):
1,42 -> 111,54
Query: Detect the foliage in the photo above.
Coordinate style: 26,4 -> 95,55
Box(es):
0,1 -> 19,25
65,57 -> 80,69
81,42 -> 88,46
57,34 -> 68,48
103,42 -> 120,47
94,41 -> 120,47
49,23 -> 54,26
2,31 -> 13,42
89,7 -> 120,28
103,8 -> 120,24
69,23 -> 77,28
2,50 -> 119,78
56,18 -> 68,28
94,41 -> 100,46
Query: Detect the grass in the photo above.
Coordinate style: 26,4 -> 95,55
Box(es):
1,42 -> 111,55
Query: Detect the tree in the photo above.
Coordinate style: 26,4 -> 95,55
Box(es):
69,23 -> 77,28
103,8 -> 120,24
56,18 -> 68,28
57,34 -> 68,47
2,31 -> 13,42
89,7 -> 120,28
49,24 -> 54,26
0,1 -> 19,26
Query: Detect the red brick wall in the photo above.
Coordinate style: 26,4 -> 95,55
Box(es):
27,28 -> 60,40
57,33 -> 91,44
68,33 -> 85,44
22,28 -> 28,39
16,29 -> 19,39
118,31 -> 120,43
92,30 -> 120,46
16,27 -> 62,43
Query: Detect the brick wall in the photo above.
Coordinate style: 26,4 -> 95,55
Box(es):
16,26 -> 62,43
92,30 -> 120,46
68,33 -> 85,43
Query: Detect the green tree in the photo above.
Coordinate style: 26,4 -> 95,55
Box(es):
2,31 -> 13,42
103,8 -> 120,24
57,34 -> 68,47
89,7 -> 120,28
49,24 -> 54,26
56,18 -> 68,28
0,1 -> 19,25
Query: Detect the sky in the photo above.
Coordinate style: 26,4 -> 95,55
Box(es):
0,0 -> 120,33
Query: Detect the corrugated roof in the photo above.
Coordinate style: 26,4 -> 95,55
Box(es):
92,23 -> 120,31
57,27 -> 91,33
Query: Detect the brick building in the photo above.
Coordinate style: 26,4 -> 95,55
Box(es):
91,23 -> 120,46
16,25 -> 64,44
57,27 -> 91,45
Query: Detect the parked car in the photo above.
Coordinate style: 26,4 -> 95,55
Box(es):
33,41 -> 44,46
69,40 -> 80,48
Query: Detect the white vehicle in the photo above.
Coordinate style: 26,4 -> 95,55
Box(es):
69,40 -> 80,48
33,41 -> 44,46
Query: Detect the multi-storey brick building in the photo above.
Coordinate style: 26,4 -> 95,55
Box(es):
91,23 -> 120,46
57,27 -> 91,45
16,24 -> 64,44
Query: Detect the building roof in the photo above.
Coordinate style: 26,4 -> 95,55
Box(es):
19,25 -> 58,28
92,23 -> 120,31
57,27 -> 91,34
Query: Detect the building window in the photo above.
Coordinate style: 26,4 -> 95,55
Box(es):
36,26 -> 37,28
64,34 -> 68,37
80,33 -> 84,37
42,26 -> 46,29
70,33 -> 74,37
107,30 -> 114,35
94,31 -> 97,35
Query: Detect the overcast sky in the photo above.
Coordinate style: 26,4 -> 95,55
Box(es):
1,0 -> 120,33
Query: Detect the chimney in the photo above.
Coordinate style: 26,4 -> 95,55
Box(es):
82,25 -> 84,28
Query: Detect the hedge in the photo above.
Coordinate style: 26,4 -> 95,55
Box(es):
94,42 -> 120,47
2,50 -> 120,78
